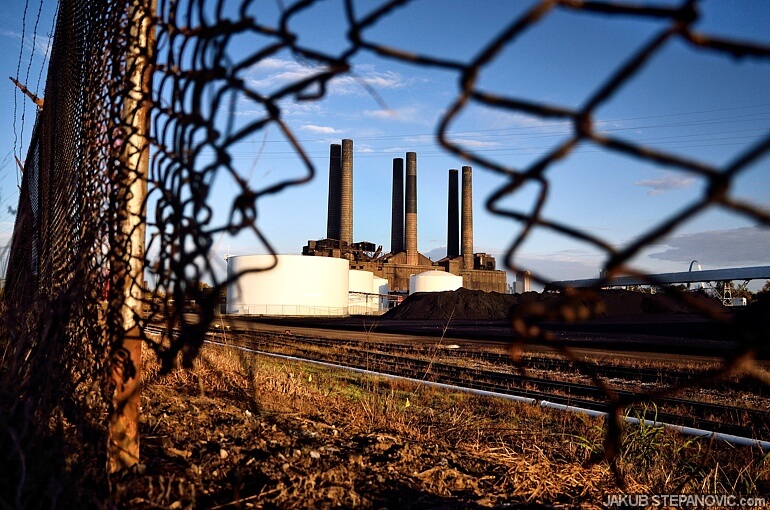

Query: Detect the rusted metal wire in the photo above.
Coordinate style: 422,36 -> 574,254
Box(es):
1,0 -> 768,492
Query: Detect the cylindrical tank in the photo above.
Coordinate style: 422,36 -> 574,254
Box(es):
372,276 -> 389,312
409,270 -> 463,295
349,269 -> 375,315
226,255 -> 349,316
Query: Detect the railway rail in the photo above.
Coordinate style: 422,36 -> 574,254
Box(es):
224,326 -> 767,396
247,336 -> 768,440
147,323 -> 769,445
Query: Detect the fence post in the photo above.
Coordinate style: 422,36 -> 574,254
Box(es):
108,0 -> 155,473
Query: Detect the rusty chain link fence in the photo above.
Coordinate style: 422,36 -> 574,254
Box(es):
1,0 -> 769,504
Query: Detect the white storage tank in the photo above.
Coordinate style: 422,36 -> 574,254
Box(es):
226,255 -> 349,316
349,269 -> 375,315
373,276 -> 389,313
409,270 -> 463,295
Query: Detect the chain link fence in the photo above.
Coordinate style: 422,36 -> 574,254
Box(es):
1,0 -> 768,502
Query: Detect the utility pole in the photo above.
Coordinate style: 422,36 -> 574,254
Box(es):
108,0 -> 155,473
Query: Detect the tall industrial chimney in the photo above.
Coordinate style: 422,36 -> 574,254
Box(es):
390,158 -> 404,254
461,165 -> 473,269
326,143 -> 342,240
405,151 -> 418,265
447,169 -> 459,258
340,139 -> 353,244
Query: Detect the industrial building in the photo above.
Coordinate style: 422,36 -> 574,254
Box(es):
225,139 -> 509,316
302,139 -> 507,296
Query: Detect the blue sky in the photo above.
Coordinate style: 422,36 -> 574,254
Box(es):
1,0 -> 769,289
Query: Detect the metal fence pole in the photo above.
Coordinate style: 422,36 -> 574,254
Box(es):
108,0 -> 155,473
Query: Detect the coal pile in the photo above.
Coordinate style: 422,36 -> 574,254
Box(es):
381,287 -> 728,322
382,288 -> 518,321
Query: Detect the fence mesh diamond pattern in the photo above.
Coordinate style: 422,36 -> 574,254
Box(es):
1,0 -> 769,498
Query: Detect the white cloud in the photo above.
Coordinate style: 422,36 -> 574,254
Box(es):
329,68 -> 408,96
363,106 -> 426,124
400,135 -> 433,144
420,247 -> 448,262
363,109 -> 400,120
472,109 -> 571,133
245,58 -> 327,90
232,107 -> 268,117
281,101 -> 324,116
635,174 -> 696,195
257,58 -> 298,70
2,29 -> 53,58
245,58 -> 410,97
447,138 -> 500,148
648,226 -> 770,266
300,124 -> 342,134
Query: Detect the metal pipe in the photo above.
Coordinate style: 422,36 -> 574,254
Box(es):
461,166 -> 473,269
340,139 -> 353,244
542,402 -> 770,450
447,169 -> 459,258
405,152 -> 417,265
390,158 -> 404,254
549,265 -> 770,290
326,144 -> 342,240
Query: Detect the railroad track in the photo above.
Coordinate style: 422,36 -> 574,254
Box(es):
148,324 -> 769,443
226,331 -> 769,442
225,327 -> 767,395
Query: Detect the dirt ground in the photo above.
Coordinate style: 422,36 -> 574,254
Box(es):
105,289 -> 768,508
109,351 -> 626,509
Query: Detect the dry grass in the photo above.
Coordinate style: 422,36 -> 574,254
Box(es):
130,342 -> 770,508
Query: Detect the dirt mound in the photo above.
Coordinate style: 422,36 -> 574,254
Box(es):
382,288 -> 727,322
382,288 -> 518,321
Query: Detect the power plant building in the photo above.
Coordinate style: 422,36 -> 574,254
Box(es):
226,140 -> 509,316
303,139 -> 507,295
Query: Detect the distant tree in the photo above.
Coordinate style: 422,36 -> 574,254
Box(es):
734,286 -> 752,300
754,280 -> 770,300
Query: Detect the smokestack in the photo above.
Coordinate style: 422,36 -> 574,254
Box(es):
340,139 -> 353,244
447,169 -> 459,258
326,144 -> 342,240
390,158 -> 404,254
461,165 -> 473,269
405,151 -> 418,265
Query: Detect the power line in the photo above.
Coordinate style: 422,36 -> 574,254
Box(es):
216,106 -> 770,150
197,128 -> 769,159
